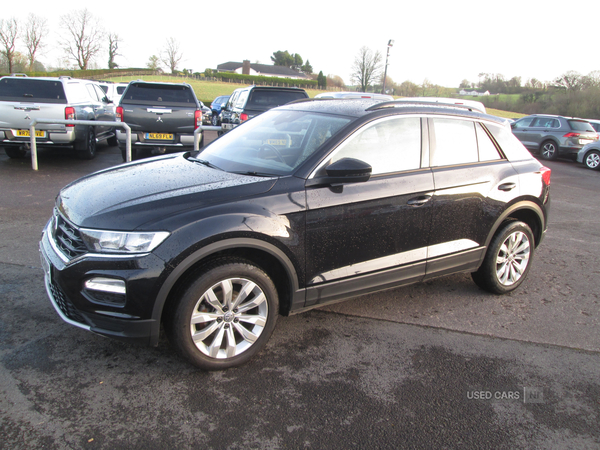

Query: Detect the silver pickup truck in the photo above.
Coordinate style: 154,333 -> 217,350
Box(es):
0,76 -> 117,159
116,81 -> 202,160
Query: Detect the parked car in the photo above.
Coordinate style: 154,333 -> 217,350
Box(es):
585,119 -> 600,133
511,114 -> 598,160
40,99 -> 551,370
199,101 -> 212,125
210,95 -> 230,126
98,81 -> 129,105
0,75 -> 117,159
116,80 -> 203,160
220,86 -> 308,132
576,141 -> 600,170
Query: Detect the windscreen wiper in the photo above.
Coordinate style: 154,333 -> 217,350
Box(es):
188,157 -> 222,171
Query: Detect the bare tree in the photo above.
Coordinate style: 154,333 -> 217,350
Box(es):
351,46 -> 382,92
60,9 -> 104,70
107,33 -> 121,69
0,18 -> 19,73
162,37 -> 183,73
24,14 -> 47,71
553,71 -> 583,92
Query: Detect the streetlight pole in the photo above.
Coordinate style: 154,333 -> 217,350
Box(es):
382,39 -> 394,95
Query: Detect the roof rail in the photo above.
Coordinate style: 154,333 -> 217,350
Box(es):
366,100 -> 484,113
10,73 -> 28,77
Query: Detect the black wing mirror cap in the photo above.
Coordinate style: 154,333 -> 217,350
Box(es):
306,158 -> 372,187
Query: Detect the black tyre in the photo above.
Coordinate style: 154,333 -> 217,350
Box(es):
211,114 -> 218,127
4,147 -> 28,159
120,147 -> 137,162
165,258 -> 279,370
471,220 -> 534,294
107,130 -> 118,147
584,149 -> 600,170
539,140 -> 558,160
77,127 -> 97,160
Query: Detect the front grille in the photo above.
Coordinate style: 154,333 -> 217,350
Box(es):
53,211 -> 87,260
48,279 -> 87,325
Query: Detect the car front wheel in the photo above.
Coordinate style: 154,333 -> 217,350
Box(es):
165,258 -> 279,370
584,150 -> 600,170
472,220 -> 534,294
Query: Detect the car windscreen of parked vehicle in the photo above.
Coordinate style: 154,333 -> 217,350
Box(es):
39,99 -> 551,371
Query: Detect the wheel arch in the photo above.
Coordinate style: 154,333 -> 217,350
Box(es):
149,237 -> 301,346
484,201 -> 546,250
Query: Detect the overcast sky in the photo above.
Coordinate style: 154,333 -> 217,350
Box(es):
5,0 -> 600,88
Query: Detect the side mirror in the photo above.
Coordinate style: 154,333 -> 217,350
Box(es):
306,158 -> 372,187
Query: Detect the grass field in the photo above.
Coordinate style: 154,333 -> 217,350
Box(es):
105,75 -> 524,119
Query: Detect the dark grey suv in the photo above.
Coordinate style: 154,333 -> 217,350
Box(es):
40,99 -> 551,370
511,114 -> 598,160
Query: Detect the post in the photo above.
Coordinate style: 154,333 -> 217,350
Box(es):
382,39 -> 394,95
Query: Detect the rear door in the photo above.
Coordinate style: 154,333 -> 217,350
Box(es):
426,117 -> 520,278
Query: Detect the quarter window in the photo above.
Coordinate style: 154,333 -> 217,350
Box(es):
328,116 -> 421,175
476,123 -> 501,161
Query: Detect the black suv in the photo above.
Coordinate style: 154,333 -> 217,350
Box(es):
40,99 -> 551,370
220,85 -> 308,132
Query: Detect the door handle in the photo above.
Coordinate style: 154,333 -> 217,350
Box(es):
498,182 -> 517,191
407,195 -> 432,206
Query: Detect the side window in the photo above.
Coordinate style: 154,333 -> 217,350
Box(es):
328,116 -> 421,175
530,117 -> 559,128
429,118 -> 478,166
235,91 -> 249,108
94,85 -> 107,102
476,123 -> 502,161
513,117 -> 533,129
86,84 -> 99,101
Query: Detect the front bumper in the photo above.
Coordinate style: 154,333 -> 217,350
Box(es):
39,218 -> 167,345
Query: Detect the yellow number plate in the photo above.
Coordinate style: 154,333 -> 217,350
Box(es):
146,133 -> 174,140
16,129 -> 46,138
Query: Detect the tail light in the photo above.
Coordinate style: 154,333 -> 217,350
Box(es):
240,113 -> 249,122
116,106 -> 123,122
64,107 -> 75,127
194,110 -> 201,129
539,166 -> 551,185
563,132 -> 580,138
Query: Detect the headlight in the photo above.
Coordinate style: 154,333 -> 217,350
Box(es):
80,229 -> 170,254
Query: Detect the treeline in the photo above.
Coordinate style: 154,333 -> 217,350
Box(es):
461,71 -> 600,119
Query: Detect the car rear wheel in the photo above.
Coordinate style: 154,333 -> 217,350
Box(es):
211,114 -> 218,126
165,258 -> 278,370
77,127 -> 97,160
539,140 -> 558,160
4,147 -> 28,159
471,220 -> 534,294
584,150 -> 600,170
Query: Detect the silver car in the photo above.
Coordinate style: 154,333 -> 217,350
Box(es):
511,114 -> 598,160
576,141 -> 600,170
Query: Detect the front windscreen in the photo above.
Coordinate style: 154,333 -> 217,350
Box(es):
195,110 -> 353,176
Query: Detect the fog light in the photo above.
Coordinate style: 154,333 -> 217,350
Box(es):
83,277 -> 126,307
85,277 -> 126,294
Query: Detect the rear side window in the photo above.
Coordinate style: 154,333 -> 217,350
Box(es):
568,120 -> 595,132
430,118 -> 479,166
246,90 -> 308,110
0,78 -> 67,103
121,83 -> 197,105
487,122 -> 532,161
530,117 -> 559,128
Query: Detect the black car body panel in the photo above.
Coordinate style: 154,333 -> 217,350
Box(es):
40,99 -> 551,356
